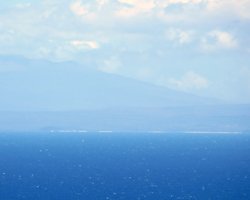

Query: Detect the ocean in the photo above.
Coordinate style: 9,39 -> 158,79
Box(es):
0,132 -> 249,200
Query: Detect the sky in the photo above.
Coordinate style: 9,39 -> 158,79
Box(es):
0,0 -> 250,103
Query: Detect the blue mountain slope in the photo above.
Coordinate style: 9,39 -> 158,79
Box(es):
0,56 -> 249,132
0,56 -> 217,111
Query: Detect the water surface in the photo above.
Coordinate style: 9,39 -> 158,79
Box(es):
0,132 -> 249,199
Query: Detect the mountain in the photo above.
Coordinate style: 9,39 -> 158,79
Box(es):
1,55 -> 249,132
0,55 -> 216,111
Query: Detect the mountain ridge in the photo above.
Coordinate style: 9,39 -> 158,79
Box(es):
0,56 -> 219,111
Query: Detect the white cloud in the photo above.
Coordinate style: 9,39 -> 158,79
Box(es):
201,30 -> 238,51
159,0 -> 250,21
15,3 -> 32,9
70,40 -> 99,49
157,0 -> 203,7
157,0 -> 250,25
70,0 -> 89,16
0,0 -> 249,103
69,0 -> 97,20
116,0 -> 203,19
166,28 -> 194,44
168,0 -> 202,3
116,0 -> 156,17
168,71 -> 209,91
98,57 -> 122,73
206,0 -> 250,20
156,0 -> 205,23
96,0 -> 109,10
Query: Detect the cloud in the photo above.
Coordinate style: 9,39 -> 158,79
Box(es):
15,3 -> 32,9
116,0 -> 156,17
168,71 -> 209,91
98,57 -> 122,73
96,0 -> 110,10
165,28 -> 194,44
69,0 -> 97,20
70,0 -> 89,16
206,0 -> 250,20
158,0 -> 203,7
70,40 -> 100,49
201,30 -> 238,51
157,0 -> 250,25
0,0 -> 249,103
115,0 -> 204,19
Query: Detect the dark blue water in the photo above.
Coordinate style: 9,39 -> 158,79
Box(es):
0,132 -> 249,200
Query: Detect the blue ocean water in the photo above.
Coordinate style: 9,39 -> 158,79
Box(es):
0,132 -> 249,200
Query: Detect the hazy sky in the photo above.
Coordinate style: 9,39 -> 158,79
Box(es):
0,0 -> 250,103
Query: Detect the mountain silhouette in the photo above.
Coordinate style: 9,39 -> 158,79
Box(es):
0,56 -> 216,111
